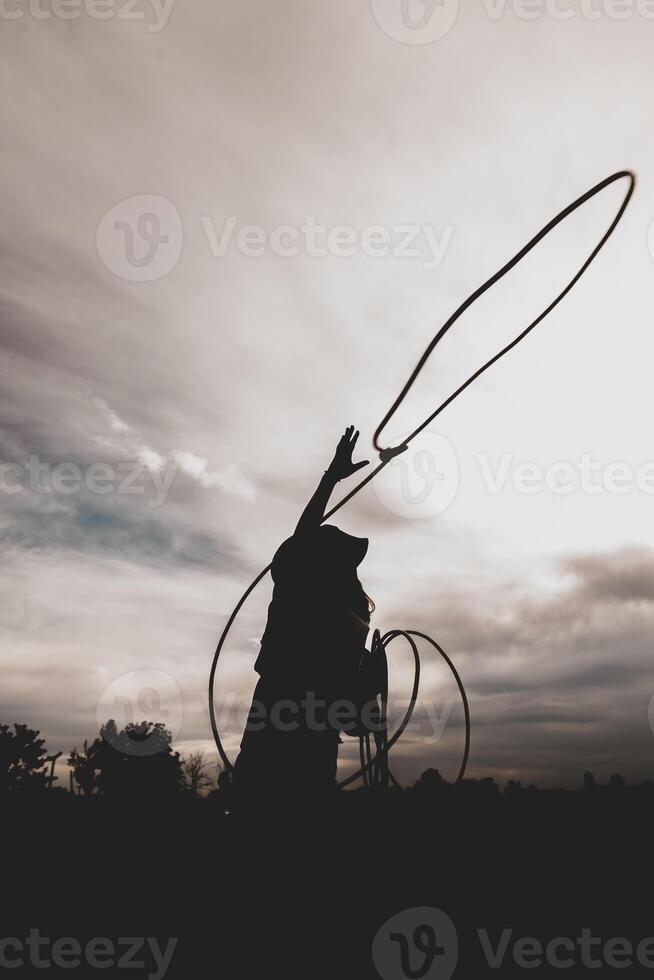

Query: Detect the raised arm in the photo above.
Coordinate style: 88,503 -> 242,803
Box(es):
295,426 -> 369,536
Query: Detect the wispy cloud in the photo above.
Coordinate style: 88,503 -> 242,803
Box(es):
91,397 -> 255,500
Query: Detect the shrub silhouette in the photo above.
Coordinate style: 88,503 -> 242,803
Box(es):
77,720 -> 184,799
68,740 -> 99,795
0,723 -> 51,793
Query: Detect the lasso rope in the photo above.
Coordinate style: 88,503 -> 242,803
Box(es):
337,628 -> 471,790
209,170 -> 635,787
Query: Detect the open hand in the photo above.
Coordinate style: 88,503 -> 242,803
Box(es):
327,426 -> 370,481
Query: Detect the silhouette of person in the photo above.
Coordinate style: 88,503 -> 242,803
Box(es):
233,427 -> 374,800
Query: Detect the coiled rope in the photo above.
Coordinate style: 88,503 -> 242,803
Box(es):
209,170 -> 635,787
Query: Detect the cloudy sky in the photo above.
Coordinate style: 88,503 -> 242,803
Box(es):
2,0 -> 654,789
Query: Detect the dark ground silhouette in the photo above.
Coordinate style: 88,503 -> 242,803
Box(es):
4,717 -> 654,978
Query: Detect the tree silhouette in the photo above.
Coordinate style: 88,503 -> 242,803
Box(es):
411,767 -> 450,800
68,740 -> 99,795
583,770 -> 596,790
182,749 -> 214,797
79,720 -> 184,799
0,723 -> 52,793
